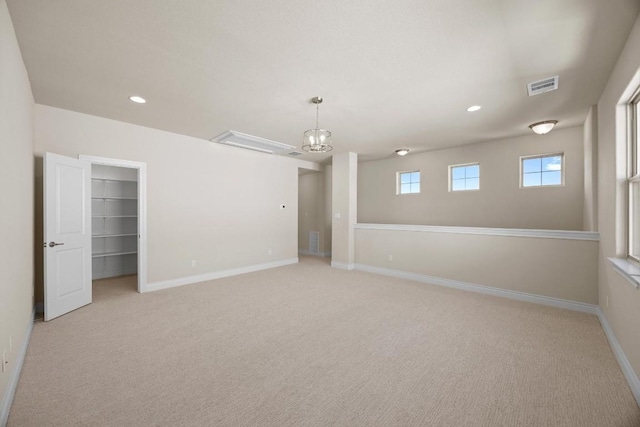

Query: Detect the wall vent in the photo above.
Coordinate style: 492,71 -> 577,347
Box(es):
527,75 -> 559,96
210,130 -> 296,154
288,151 -> 304,157
309,231 -> 320,254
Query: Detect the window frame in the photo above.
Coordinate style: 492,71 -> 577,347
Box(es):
448,162 -> 480,192
519,152 -> 565,188
396,170 -> 421,195
627,88 -> 640,262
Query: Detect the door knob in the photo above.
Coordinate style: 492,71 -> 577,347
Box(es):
48,242 -> 64,247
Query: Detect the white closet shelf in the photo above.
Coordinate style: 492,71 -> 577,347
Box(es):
92,251 -> 138,258
92,178 -> 136,183
91,196 -> 137,200
92,233 -> 138,238
92,215 -> 138,218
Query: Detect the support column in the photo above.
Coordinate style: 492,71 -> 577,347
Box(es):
331,152 -> 357,270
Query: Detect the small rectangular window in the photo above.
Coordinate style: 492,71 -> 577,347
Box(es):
450,163 -> 480,191
397,171 -> 420,194
520,153 -> 564,187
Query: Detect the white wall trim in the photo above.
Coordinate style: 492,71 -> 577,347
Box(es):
596,308 -> 640,408
298,249 -> 332,257
146,258 -> 298,292
355,263 -> 597,314
331,261 -> 355,270
79,155 -> 148,293
1,310 -> 35,427
355,223 -> 600,241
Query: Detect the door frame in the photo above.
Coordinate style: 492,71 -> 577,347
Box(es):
79,155 -> 148,293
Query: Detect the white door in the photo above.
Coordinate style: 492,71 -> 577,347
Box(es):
44,152 -> 92,321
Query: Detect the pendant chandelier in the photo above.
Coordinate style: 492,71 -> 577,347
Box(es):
302,97 -> 333,153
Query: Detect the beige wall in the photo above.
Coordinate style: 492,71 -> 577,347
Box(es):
597,14 -> 640,383
34,105 -> 320,290
358,126 -> 584,230
0,0 -> 34,420
355,228 -> 598,305
583,106 -> 598,232
298,169 -> 331,256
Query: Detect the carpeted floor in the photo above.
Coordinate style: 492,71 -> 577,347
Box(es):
8,256 -> 640,426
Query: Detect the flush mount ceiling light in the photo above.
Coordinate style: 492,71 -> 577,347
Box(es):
466,105 -> 482,112
529,120 -> 558,135
128,95 -> 146,104
302,97 -> 332,153
395,149 -> 410,156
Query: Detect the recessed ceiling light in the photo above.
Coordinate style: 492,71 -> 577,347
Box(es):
466,105 -> 482,112
395,148 -> 410,156
129,95 -> 146,104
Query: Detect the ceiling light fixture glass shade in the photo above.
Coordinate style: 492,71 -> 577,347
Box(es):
302,97 -> 332,153
529,120 -> 558,135
395,148 -> 410,156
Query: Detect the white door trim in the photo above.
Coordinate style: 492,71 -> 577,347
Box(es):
79,155 -> 148,293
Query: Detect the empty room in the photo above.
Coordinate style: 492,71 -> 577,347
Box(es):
2,0 -> 640,426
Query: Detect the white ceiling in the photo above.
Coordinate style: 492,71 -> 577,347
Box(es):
7,0 -> 640,162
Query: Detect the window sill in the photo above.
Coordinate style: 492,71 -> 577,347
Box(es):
608,257 -> 640,289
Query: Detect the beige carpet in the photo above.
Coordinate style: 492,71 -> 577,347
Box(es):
8,256 -> 640,426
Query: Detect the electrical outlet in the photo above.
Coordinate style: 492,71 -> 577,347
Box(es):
268,249 -> 272,256
388,255 -> 393,261
191,260 -> 196,267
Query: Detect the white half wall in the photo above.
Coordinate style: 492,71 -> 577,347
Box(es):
355,225 -> 599,305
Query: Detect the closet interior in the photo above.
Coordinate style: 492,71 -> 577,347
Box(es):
91,164 -> 138,280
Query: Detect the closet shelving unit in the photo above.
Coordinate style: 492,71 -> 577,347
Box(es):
91,178 -> 138,279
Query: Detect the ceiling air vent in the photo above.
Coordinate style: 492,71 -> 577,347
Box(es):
211,130 -> 295,154
527,75 -> 559,96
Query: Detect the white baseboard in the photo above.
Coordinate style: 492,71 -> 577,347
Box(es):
331,261 -> 355,271
146,258 -> 299,292
596,308 -> 640,408
1,309 -> 35,427
354,263 -> 597,314
298,249 -> 331,257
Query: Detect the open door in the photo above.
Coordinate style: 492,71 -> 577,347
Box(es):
44,152 -> 92,321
